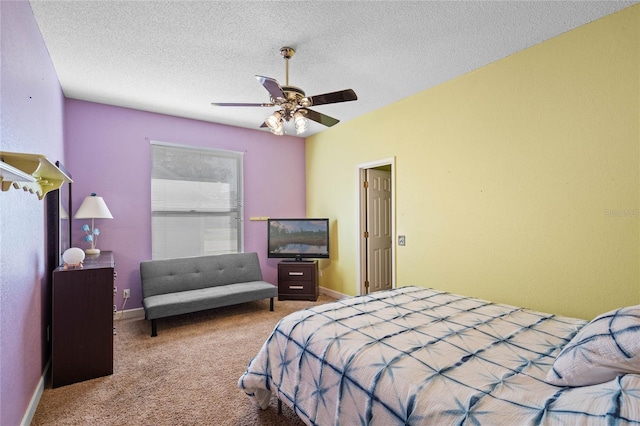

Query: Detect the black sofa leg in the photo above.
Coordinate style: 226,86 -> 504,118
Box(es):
277,398 -> 282,414
270,297 -> 274,311
151,319 -> 157,337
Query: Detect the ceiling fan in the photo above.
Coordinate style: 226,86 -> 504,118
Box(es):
211,47 -> 357,135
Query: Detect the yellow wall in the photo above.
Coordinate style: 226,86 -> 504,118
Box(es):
306,5 -> 639,320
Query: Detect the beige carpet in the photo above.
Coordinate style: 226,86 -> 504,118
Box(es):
32,295 -> 335,425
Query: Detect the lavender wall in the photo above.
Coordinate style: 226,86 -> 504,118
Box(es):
1,3 -> 306,422
0,1 -> 66,424
64,100 -> 307,310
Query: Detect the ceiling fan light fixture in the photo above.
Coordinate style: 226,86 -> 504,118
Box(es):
265,110 -> 283,130
294,110 -> 308,135
271,122 -> 284,135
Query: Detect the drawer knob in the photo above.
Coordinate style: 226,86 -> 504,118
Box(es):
288,272 -> 304,276
289,285 -> 304,290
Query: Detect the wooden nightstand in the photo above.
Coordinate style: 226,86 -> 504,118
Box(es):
277,260 -> 318,301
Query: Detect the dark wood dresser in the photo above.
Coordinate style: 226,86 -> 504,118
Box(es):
51,251 -> 115,388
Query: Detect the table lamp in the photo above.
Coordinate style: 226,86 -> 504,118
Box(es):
74,193 -> 113,254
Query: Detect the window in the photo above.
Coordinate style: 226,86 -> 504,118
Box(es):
150,141 -> 243,260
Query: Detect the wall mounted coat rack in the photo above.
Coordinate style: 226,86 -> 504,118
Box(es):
0,151 -> 72,199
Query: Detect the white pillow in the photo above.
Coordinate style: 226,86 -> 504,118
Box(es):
546,304 -> 640,387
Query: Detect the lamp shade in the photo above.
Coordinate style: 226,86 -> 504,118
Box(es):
74,193 -> 113,219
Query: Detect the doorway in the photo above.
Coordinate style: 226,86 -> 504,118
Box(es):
357,158 -> 395,295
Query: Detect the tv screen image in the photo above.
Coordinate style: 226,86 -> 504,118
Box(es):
267,218 -> 329,260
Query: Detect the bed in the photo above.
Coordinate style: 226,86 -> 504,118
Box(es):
238,286 -> 640,425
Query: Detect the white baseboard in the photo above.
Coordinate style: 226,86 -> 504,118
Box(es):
319,286 -> 348,300
114,307 -> 145,320
21,359 -> 49,426
113,292 -> 345,322
113,290 -> 349,321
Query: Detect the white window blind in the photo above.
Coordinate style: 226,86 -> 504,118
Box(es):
150,141 -> 243,260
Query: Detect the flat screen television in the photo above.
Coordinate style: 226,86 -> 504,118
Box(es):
267,218 -> 330,261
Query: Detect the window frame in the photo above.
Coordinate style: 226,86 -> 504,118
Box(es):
150,140 -> 244,259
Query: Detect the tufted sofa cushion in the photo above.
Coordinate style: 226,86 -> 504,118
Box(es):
141,252 -> 265,297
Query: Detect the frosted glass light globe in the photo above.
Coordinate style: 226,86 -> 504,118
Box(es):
62,247 -> 85,268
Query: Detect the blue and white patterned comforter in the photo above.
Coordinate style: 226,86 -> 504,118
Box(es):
239,286 -> 640,425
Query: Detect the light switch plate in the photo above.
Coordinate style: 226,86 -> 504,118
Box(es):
398,235 -> 406,246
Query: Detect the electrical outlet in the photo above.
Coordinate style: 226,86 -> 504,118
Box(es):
123,289 -> 130,299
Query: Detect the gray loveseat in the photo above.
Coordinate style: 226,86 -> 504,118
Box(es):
140,252 -> 277,337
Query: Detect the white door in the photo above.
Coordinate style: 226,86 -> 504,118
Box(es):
366,169 -> 392,293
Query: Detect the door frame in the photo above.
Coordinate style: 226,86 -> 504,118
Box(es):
356,157 -> 396,296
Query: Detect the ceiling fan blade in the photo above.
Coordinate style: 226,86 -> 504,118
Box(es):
305,109 -> 340,127
255,75 -> 285,101
308,89 -> 357,107
211,102 -> 274,107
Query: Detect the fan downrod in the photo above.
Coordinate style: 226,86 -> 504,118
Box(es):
280,47 -> 295,86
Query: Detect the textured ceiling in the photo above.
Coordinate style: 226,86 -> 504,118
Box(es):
29,1 -> 637,137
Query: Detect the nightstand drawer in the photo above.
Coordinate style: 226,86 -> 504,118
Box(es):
281,280 -> 315,293
280,268 -> 313,282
